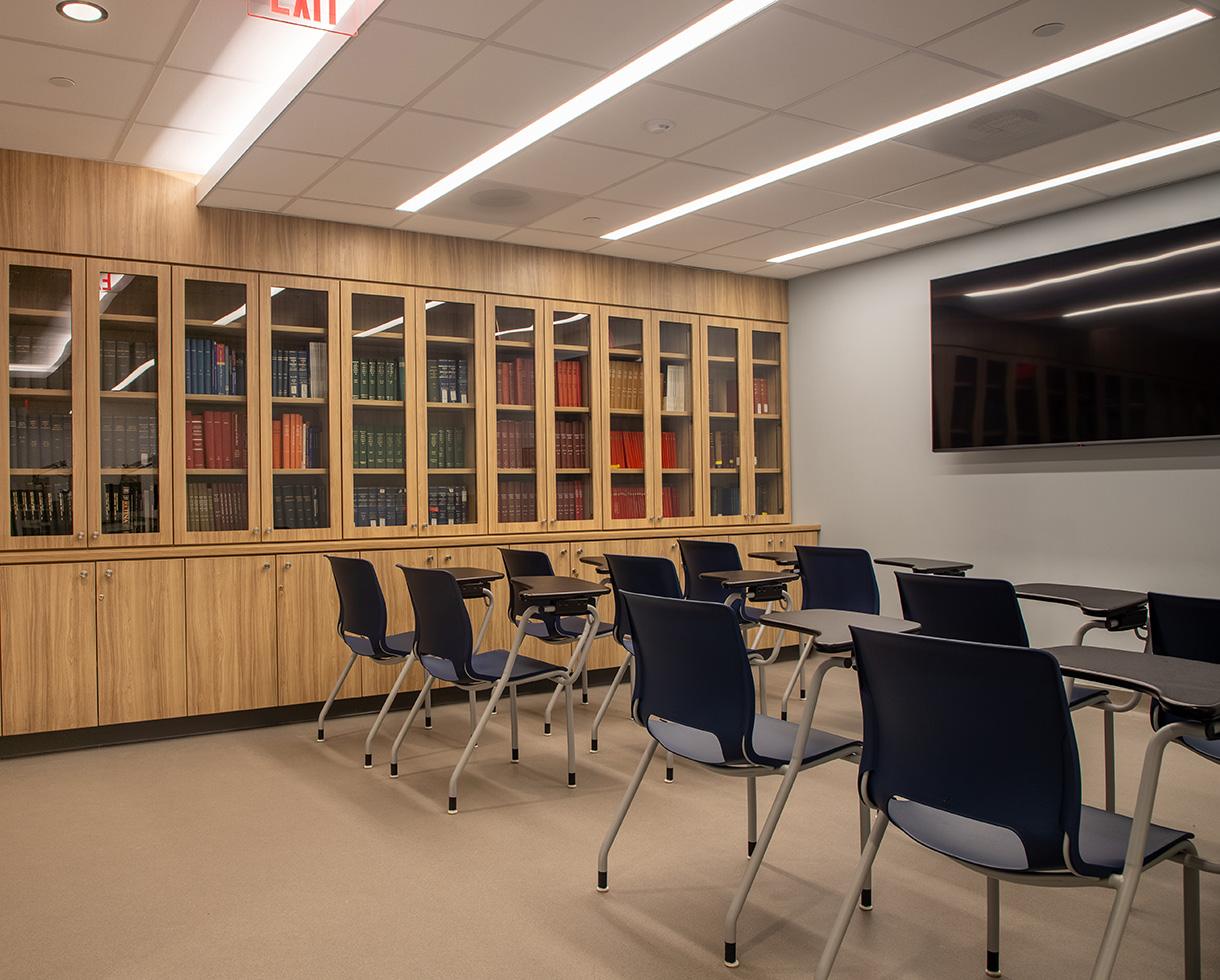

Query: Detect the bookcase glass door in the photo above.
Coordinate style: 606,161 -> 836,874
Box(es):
606,312 -> 647,525
267,282 -> 335,539
658,317 -> 696,524
549,305 -> 594,528
93,267 -> 168,543
6,258 -> 84,546
750,324 -> 786,522
705,321 -> 743,520
348,287 -> 410,534
422,294 -> 479,533
492,300 -> 542,530
180,274 -> 255,541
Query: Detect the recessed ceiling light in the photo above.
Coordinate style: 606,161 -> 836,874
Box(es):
56,1 -> 108,22
603,8 -> 1212,241
766,129 -> 1220,264
48,76 -> 76,88
1033,23 -> 1066,38
583,216 -> 602,223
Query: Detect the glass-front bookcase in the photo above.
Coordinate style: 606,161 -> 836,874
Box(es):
491,297 -> 543,532
548,302 -> 597,530
657,315 -> 698,525
605,309 -> 649,527
750,323 -> 787,522
704,318 -> 744,523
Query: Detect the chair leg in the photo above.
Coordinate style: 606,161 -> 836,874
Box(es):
582,664 -> 589,704
389,676 -> 435,778
665,751 -> 675,783
1183,856 -> 1201,980
780,637 -> 814,721
544,606 -> 600,734
424,687 -> 432,730
448,672 -> 512,813
756,664 -> 768,717
814,810 -> 890,980
509,685 -> 520,763
986,876 -> 1001,977
316,651 -> 359,741
363,656 -> 415,768
1103,709 -> 1116,812
469,689 -> 478,733
564,672 -> 576,788
590,651 -> 633,752
598,740 -> 660,892
858,799 -> 873,910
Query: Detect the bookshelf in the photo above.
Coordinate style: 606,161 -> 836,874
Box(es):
750,323 -> 787,523
604,308 -> 650,528
547,302 -> 599,531
491,297 -> 544,532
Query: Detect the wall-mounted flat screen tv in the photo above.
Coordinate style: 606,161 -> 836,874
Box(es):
930,216 -> 1220,451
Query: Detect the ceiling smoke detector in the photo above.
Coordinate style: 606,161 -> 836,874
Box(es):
643,118 -> 676,134
469,188 -> 532,208
1033,22 -> 1066,37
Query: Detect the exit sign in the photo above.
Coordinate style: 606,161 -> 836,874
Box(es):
248,0 -> 364,35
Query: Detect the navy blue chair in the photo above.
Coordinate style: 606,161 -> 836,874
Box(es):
598,591 -> 862,967
1149,592 -> 1220,765
778,544 -> 879,720
815,627 -> 1200,980
321,555 -> 420,768
499,547 -> 613,732
391,565 -> 576,813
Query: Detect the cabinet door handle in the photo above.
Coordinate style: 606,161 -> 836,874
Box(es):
91,531 -> 99,539
80,569 -> 89,579
263,563 -> 271,570
283,562 -> 292,570
443,554 -> 452,562
104,569 -> 113,578
411,523 -> 418,529
253,527 -> 260,534
77,531 -> 84,540
97,594 -> 104,601
426,555 -> 434,564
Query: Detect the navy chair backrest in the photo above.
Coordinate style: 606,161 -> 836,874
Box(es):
895,573 -> 1029,647
1149,592 -> 1220,665
619,591 -> 756,766
498,547 -> 564,632
603,553 -> 683,647
850,626 -> 1086,874
399,566 -> 476,684
326,554 -> 393,656
678,538 -> 743,603
794,544 -> 879,614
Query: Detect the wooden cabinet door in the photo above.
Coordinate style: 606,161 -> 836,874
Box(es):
97,558 -> 186,725
275,550 -> 348,705
185,555 -> 277,714
358,547 -> 434,697
0,562 -> 97,734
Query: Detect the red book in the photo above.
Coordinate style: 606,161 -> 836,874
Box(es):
203,411 -> 218,468
272,419 -> 282,470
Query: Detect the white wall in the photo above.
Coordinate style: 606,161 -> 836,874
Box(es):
787,171 -> 1220,645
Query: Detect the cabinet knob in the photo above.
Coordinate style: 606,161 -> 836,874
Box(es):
77,531 -> 84,540
80,569 -> 89,579
264,528 -> 271,535
98,594 -> 104,601
104,568 -> 113,578
91,531 -> 99,539
411,523 -> 418,529
253,527 -> 260,534
263,562 -> 271,570
284,561 -> 292,570
560,548 -> 567,556
426,555 -> 434,564
576,548 -> 584,556
443,554 -> 452,562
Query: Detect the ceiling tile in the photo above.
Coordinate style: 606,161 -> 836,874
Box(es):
353,111 -> 512,172
198,188 -> 293,212
963,183 -> 1105,225
707,228 -> 834,261
494,0 -> 720,69
879,163 -> 1034,211
484,137 -> 658,196
787,52 -> 994,134
790,141 -> 971,198
630,213 -> 767,251
788,200 -> 925,237
783,0 -> 1015,46
258,94 -> 397,156
398,213 -> 516,240
988,121 -> 1178,179
282,198 -> 404,227
499,228 -> 606,251
741,262 -> 808,279
423,178 -> 581,225
1137,89 -> 1220,137
372,0 -> 535,38
530,198 -> 657,235
593,241 -> 695,263
167,6 -> 330,83
0,38 -> 153,118
598,161 -> 743,209
700,180 -> 861,227
116,124 -> 229,173
217,147 -> 341,196
136,68 -> 268,133
924,0 -> 1191,77
680,114 -> 856,177
1042,19 -> 1220,118
304,159 -> 438,208
557,82 -> 766,157
1071,144 -> 1220,197
674,252 -> 772,274
653,6 -> 903,110
0,0 -> 195,61
306,22 -> 478,106
413,46 -> 603,127
0,104 -> 125,160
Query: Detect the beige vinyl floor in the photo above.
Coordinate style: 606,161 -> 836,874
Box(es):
1,664 -> 1216,980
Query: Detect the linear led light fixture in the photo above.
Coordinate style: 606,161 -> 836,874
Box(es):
1064,285 -> 1220,318
395,0 -> 782,212
603,8 -> 1212,241
965,239 -> 1220,297
767,129 -> 1220,264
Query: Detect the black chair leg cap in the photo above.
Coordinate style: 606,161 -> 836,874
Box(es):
747,841 -> 756,857
724,942 -> 738,968
665,767 -> 674,783
597,870 -> 608,892
582,693 -> 589,705
780,711 -> 787,721
511,749 -> 519,763
390,763 -> 399,778
544,722 -> 552,736
363,753 -> 372,768
568,772 -> 576,787
859,888 -> 872,911
590,738 -> 598,753
986,950 -> 1000,977
448,796 -> 457,813
316,729 -> 325,742
424,718 -> 432,730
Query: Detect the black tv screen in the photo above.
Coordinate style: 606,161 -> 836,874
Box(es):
930,216 -> 1220,451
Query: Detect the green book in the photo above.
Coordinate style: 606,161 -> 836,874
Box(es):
426,358 -> 439,403
428,426 -> 438,469
374,429 -> 386,469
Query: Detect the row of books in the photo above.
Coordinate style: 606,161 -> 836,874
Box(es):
426,358 -> 469,404
101,481 -> 158,534
554,420 -> 587,469
661,363 -> 688,412
9,333 -> 71,390
554,360 -> 584,407
608,360 -> 644,411
272,482 -> 327,529
752,376 -> 772,414
9,486 -> 72,536
353,426 -> 405,469
101,337 -> 156,392
352,355 -> 404,402
185,410 -> 248,469
495,419 -> 535,469
99,407 -> 156,469
496,356 -> 534,406
185,339 -> 247,396
428,425 -> 466,469
354,486 -> 408,527
710,429 -> 741,468
496,480 -> 538,523
184,482 -> 249,531
610,485 -> 685,519
272,414 -> 319,470
610,429 -> 644,469
9,411 -> 72,469
710,486 -> 742,517
428,484 -> 470,525
555,478 -> 587,522
273,344 -> 328,399
708,377 -> 739,414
